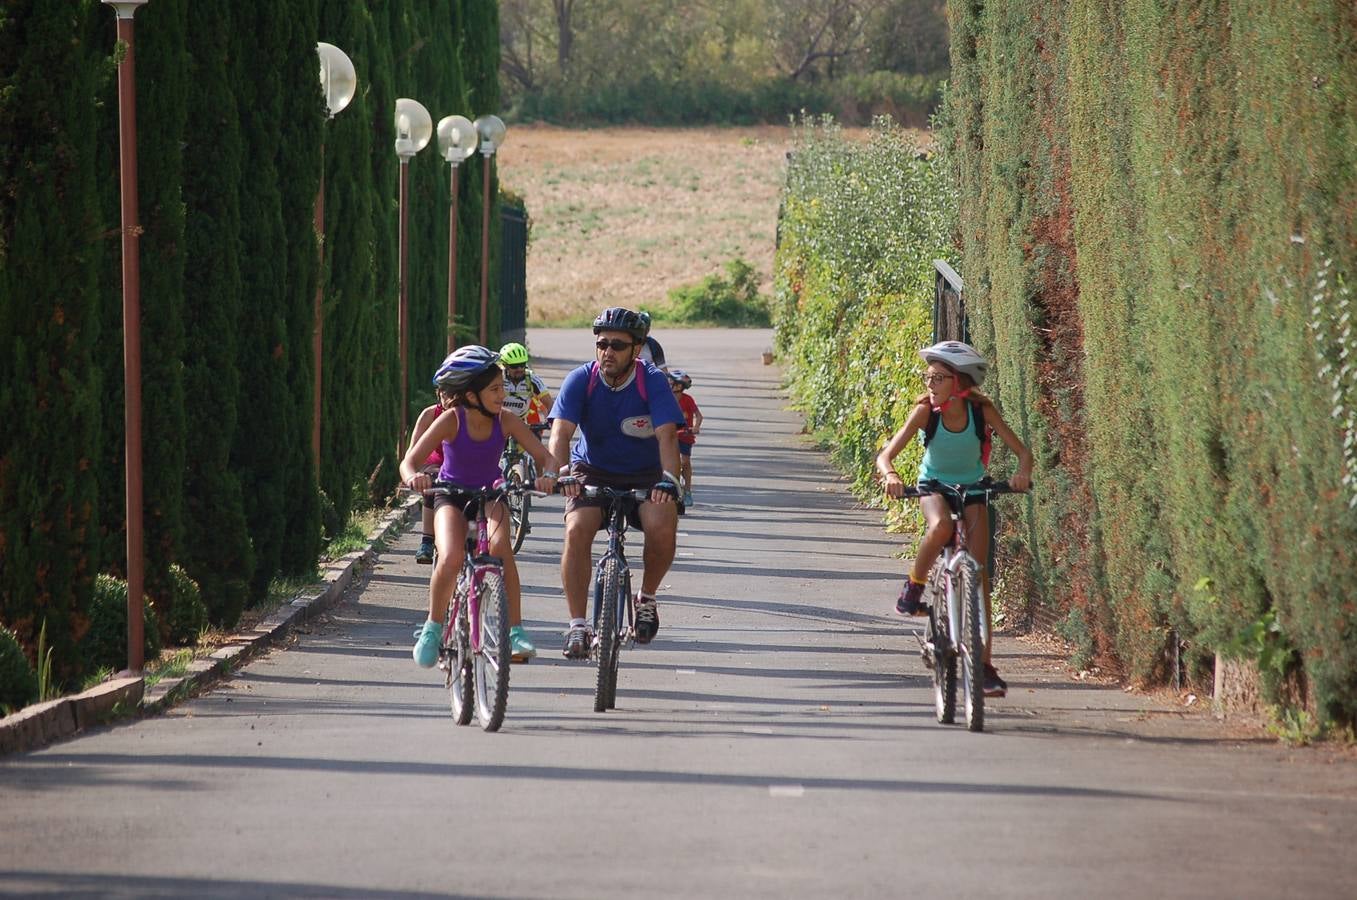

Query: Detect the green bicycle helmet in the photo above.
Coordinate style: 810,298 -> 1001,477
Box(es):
499,342 -> 530,367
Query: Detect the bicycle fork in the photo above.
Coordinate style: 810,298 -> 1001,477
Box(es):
944,551 -> 988,656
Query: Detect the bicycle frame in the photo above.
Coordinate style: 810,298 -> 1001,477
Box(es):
429,483 -> 507,654
589,487 -> 645,646
935,514 -> 987,668
903,477 -> 1023,730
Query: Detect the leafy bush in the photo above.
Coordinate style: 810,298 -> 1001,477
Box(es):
165,565 -> 207,646
0,626 -> 37,715
774,116 -> 954,507
654,258 -> 771,327
79,575 -> 162,673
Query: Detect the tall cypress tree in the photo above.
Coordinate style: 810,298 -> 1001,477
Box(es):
232,0 -> 294,601
181,0 -> 253,626
128,0 -> 188,624
276,0 -> 324,575
360,0 -> 403,499
0,1 -> 104,678
459,0 -> 502,350
318,1 -> 379,523
407,0 -> 447,393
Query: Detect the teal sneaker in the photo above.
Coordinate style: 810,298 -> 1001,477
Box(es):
412,619 -> 442,668
414,536 -> 435,565
509,624 -> 537,661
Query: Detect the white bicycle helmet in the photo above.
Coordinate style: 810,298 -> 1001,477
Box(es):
919,341 -> 988,386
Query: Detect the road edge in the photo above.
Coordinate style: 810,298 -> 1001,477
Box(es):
0,496 -> 419,757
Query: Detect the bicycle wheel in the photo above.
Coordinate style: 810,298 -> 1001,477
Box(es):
593,556 -> 623,713
473,569 -> 512,731
927,560 -> 956,724
508,466 -> 532,554
605,568 -> 631,710
447,598 -> 474,726
958,557 -> 985,732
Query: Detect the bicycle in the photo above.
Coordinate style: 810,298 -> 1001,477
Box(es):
900,478 -> 1024,733
565,483 -> 652,713
500,423 -> 549,553
426,479 -> 534,732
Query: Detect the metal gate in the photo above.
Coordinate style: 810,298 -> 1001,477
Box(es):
499,203 -> 528,344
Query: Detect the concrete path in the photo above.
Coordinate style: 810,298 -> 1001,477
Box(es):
1,328 -> 1354,898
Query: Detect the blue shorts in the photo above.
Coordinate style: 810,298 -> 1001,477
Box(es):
678,443 -> 693,457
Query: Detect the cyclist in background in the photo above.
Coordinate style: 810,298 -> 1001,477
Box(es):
637,311 -> 667,371
409,386 -> 454,564
400,346 -> 562,666
667,368 -> 702,507
875,341 -> 1032,697
499,341 -> 553,427
549,307 -> 686,658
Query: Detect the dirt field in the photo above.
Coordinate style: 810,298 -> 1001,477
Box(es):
498,125 -> 795,324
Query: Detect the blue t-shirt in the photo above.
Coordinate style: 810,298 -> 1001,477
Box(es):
550,360 -> 686,474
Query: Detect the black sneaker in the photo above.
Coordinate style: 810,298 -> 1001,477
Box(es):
562,624 -> 591,660
414,537 -> 435,565
634,596 -> 659,644
896,581 -> 926,616
984,663 -> 1008,698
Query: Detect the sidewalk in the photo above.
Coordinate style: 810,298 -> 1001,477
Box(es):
0,496 -> 419,756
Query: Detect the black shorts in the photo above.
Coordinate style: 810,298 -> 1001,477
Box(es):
420,464 -> 442,509
433,486 -> 500,523
565,462 -> 661,531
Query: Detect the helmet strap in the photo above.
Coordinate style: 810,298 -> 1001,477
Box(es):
931,387 -> 970,413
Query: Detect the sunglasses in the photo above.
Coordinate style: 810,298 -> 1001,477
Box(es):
595,339 -> 634,353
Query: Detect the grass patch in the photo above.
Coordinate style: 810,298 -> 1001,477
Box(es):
322,508 -> 387,561
144,648 -> 194,689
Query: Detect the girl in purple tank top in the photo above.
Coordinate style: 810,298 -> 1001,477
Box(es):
399,346 -> 563,669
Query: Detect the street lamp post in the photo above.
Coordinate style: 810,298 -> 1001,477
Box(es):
102,0 -> 148,674
472,116 -> 506,346
312,43 -> 357,479
436,115 -> 478,354
394,98 -> 432,457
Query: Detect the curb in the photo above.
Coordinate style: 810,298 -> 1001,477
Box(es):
0,495 -> 419,756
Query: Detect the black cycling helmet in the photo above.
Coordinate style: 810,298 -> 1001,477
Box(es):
592,306 -> 646,342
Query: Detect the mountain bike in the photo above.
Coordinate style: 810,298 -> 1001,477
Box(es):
501,423 -> 549,553
902,478 -> 1023,733
427,480 -> 529,732
572,484 -> 651,713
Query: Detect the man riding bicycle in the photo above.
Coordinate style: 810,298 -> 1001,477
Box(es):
499,341 -> 552,427
550,307 -> 686,659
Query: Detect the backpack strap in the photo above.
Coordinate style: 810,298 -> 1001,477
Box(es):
923,400 -> 991,460
585,361 -> 648,403
923,407 -> 941,447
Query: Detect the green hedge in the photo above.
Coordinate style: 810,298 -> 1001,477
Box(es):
938,0 -> 1357,723
511,71 -> 945,128
0,0 -> 503,685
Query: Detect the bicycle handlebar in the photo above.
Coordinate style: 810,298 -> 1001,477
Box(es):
552,481 -> 650,502
900,478 -> 1031,500
425,479 -> 548,500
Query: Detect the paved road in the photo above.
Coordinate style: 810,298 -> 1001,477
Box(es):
2,328 -> 1354,898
